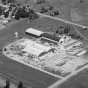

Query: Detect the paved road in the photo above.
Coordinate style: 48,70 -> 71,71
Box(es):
36,12 -> 87,28
0,19 -> 58,88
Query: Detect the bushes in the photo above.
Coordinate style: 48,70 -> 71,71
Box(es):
69,33 -> 83,40
14,7 -> 39,20
49,9 -> 59,16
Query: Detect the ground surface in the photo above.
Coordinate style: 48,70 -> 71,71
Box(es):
0,18 -> 60,88
0,15 -> 88,88
44,0 -> 88,26
1,0 -> 88,87
19,0 -> 88,26
59,68 -> 88,88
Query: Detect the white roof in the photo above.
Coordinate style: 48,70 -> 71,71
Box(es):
20,39 -> 51,56
25,28 -> 43,36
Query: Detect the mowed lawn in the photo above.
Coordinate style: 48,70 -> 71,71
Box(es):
48,0 -> 88,26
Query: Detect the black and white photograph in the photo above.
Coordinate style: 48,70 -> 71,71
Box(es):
0,0 -> 88,88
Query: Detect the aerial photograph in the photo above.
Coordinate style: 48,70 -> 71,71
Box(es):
0,0 -> 88,88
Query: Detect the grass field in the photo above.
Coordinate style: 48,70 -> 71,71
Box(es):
20,0 -> 88,26
45,0 -> 88,26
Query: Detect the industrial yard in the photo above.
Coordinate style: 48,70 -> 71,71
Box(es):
0,0 -> 88,88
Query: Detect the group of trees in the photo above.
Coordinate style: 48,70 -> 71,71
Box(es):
54,24 -> 71,35
0,5 -> 11,18
35,0 -> 46,4
39,5 -> 59,16
54,24 -> 83,40
0,1 -> 39,21
49,10 -> 59,16
0,6 -> 4,15
40,5 -> 53,13
14,6 -> 29,20
14,6 -> 39,20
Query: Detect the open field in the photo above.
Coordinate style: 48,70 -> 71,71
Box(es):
42,0 -> 88,26
17,0 -> 88,26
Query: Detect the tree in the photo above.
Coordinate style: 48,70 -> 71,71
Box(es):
64,24 -> 71,34
40,7 -> 48,13
4,79 -> 10,88
28,10 -> 39,21
80,0 -> 84,3
50,10 -> 59,16
58,25 -> 65,34
0,6 -> 3,16
17,81 -> 24,88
